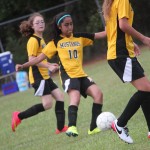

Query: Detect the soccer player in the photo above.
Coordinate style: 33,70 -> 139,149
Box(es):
11,12 -> 68,134
16,12 -> 106,137
102,0 -> 150,144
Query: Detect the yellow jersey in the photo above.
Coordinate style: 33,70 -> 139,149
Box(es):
27,34 -> 49,84
106,0 -> 134,60
42,33 -> 94,78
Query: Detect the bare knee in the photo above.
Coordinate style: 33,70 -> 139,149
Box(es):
93,90 -> 103,104
42,101 -> 53,110
42,95 -> 53,110
52,90 -> 64,101
57,92 -> 64,100
87,85 -> 103,104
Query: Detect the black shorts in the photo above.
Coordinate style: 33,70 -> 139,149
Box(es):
62,76 -> 95,98
108,57 -> 145,83
32,78 -> 58,96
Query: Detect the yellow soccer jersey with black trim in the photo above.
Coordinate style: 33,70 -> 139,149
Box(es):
106,0 -> 134,60
42,33 -> 94,78
27,34 -> 49,84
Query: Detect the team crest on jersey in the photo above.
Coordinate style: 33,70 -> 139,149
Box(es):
60,41 -> 80,48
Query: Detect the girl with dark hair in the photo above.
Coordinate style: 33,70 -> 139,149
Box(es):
102,0 -> 150,144
15,12 -> 106,137
12,12 -> 68,134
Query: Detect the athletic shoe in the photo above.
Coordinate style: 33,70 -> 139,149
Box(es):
88,127 -> 101,135
111,121 -> 116,132
11,111 -> 21,132
55,126 -> 68,134
148,132 -> 150,139
111,121 -> 128,133
112,119 -> 133,144
66,126 -> 78,137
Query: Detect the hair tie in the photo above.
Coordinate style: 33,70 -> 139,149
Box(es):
57,14 -> 71,26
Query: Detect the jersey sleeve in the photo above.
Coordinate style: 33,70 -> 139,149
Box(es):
74,33 -> 94,47
42,41 -> 57,59
27,37 -> 39,56
117,0 -> 130,19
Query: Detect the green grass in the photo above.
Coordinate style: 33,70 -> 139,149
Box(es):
0,47 -> 150,150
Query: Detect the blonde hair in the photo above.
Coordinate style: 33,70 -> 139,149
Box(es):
102,0 -> 114,20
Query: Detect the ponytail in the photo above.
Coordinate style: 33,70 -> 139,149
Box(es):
19,20 -> 34,37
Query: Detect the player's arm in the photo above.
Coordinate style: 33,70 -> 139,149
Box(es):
94,29 -> 106,39
94,31 -> 106,39
28,56 -> 58,72
16,53 -> 46,71
119,18 -> 150,47
133,42 -> 141,56
16,53 -> 59,72
46,62 -> 59,73
29,55 -> 49,68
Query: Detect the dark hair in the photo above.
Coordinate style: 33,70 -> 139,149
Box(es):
19,13 -> 44,37
50,12 -> 71,40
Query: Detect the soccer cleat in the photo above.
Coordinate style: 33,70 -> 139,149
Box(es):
88,127 -> 101,135
148,132 -> 150,139
111,121 -> 128,133
111,121 -> 116,132
55,126 -> 68,134
66,126 -> 78,137
112,119 -> 133,144
11,111 -> 21,132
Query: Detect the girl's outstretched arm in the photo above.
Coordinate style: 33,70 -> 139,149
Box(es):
16,53 -> 47,71
94,30 -> 106,39
119,18 -> 150,47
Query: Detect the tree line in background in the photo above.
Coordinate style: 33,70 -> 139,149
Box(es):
0,0 -> 150,65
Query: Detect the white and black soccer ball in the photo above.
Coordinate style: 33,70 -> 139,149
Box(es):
96,112 -> 116,131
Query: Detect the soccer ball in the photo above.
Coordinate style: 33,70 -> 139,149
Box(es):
96,112 -> 116,131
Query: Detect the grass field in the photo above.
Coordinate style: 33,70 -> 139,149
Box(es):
0,48 -> 150,150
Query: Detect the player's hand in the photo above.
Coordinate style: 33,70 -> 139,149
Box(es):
142,36 -> 150,47
47,63 -> 59,73
16,64 -> 23,71
134,43 -> 141,56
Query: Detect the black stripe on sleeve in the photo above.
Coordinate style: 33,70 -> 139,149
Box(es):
74,32 -> 94,41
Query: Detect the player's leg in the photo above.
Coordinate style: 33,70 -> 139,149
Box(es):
51,88 -> 68,134
110,58 -> 150,143
112,90 -> 144,144
112,79 -> 150,142
61,77 -> 81,137
131,76 -> 150,139
66,89 -> 80,137
84,79 -> 103,135
11,102 -> 47,132
11,79 -> 50,132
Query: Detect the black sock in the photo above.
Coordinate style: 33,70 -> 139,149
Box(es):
90,103 -> 103,131
140,91 -> 150,131
18,103 -> 45,120
117,91 -> 143,127
68,105 -> 78,127
55,101 -> 65,131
